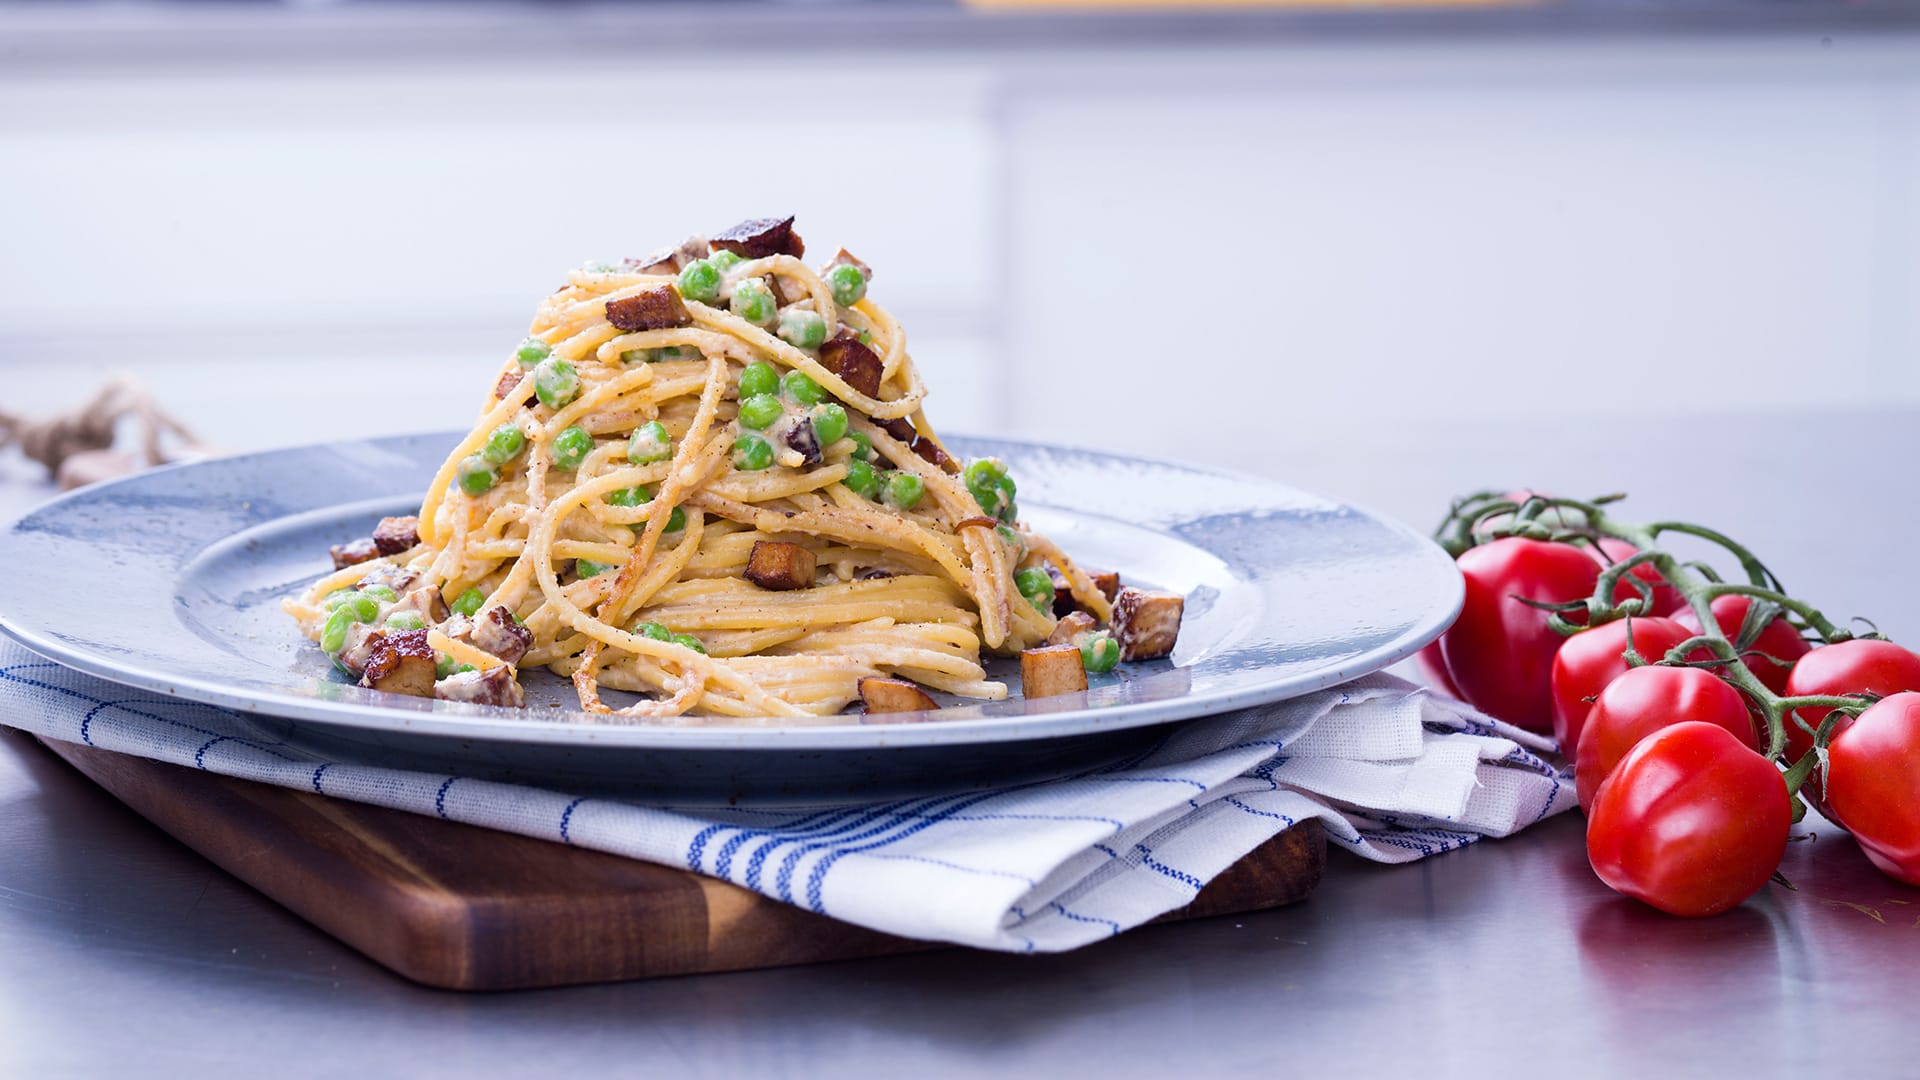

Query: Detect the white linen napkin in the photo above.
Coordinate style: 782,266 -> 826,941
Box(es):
0,640 -> 1573,952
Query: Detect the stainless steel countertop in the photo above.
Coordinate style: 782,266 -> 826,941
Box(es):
5,731 -> 1913,1078
4,410 -> 1917,1077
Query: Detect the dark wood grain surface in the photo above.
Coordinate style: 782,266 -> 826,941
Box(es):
37,737 -> 1325,991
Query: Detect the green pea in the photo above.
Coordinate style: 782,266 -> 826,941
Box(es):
857,328 -> 874,346
963,458 -> 1007,489
669,632 -> 707,655
1081,631 -> 1121,673
453,663 -> 476,675
843,459 -> 882,499
663,506 -> 686,532
847,431 -> 872,461
550,425 -> 593,470
341,593 -> 381,623
322,589 -> 355,610
358,584 -> 399,604
709,249 -> 744,272
482,424 -> 526,466
1014,566 -> 1055,613
385,611 -> 426,631
627,420 -> 672,464
436,655 -> 455,680
738,393 -> 783,431
730,278 -> 776,325
515,337 -> 550,367
739,360 -> 779,399
451,588 -> 485,617
781,370 -> 823,404
575,560 -> 613,580
810,403 -> 849,446
990,477 -> 1017,521
970,475 -> 1016,522
827,263 -> 868,307
997,524 -> 1027,562
884,471 -> 925,511
778,309 -> 828,350
533,357 -> 580,410
457,455 -> 498,496
633,621 -> 671,641
679,259 -> 722,303
732,435 -> 774,472
966,459 -> 1016,520
320,606 -> 356,654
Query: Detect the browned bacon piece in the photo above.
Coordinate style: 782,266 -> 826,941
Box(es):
435,665 -> 525,708
1054,567 -> 1123,616
784,417 -> 822,467
335,624 -> 385,678
606,285 -> 693,331
622,235 -> 707,276
359,629 -> 437,698
329,538 -> 379,571
819,331 -> 882,398
876,416 -> 917,444
859,677 -> 937,715
493,368 -> 528,402
360,563 -> 421,594
827,248 -> 872,281
745,541 -> 817,591
710,216 -> 804,260
371,515 -> 420,556
1021,644 -> 1088,699
768,273 -> 808,307
471,605 -> 533,665
1046,610 -> 1097,647
911,436 -> 955,472
399,585 -> 449,624
1112,587 -> 1185,662
1050,568 -> 1076,617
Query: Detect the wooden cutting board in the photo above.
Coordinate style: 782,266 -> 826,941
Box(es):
36,737 -> 1326,992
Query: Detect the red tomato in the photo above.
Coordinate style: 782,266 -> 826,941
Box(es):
1781,639 -> 1920,810
1826,692 -> 1920,885
1415,640 -> 1461,698
1586,720 -> 1789,917
1591,537 -> 1683,616
1550,617 -> 1698,758
1437,538 -> 1601,732
1673,595 -> 1811,695
1573,664 -> 1757,809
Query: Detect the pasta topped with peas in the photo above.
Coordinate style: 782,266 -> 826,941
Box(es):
282,217 -> 1184,720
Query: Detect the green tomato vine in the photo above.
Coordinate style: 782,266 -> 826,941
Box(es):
1435,491 -> 1880,816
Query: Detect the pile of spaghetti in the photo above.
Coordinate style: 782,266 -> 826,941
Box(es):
284,217 -> 1128,720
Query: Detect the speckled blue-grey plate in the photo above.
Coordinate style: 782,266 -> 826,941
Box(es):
0,433 -> 1459,801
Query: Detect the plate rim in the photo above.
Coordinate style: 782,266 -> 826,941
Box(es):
0,432 -> 1462,751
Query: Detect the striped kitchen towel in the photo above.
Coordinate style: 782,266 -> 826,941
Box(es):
0,639 -> 1573,953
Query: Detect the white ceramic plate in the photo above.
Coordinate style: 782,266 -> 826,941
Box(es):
0,433 -> 1459,799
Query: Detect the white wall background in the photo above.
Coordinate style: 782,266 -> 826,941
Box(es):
3,29 -> 1917,477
